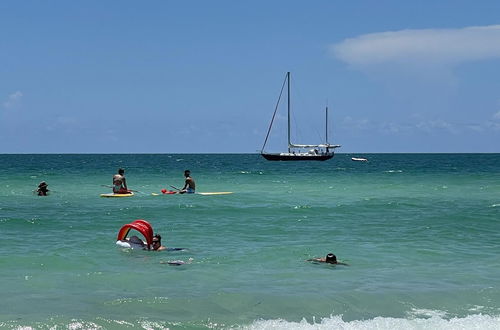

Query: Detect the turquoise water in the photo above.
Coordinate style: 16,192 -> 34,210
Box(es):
0,153 -> 499,329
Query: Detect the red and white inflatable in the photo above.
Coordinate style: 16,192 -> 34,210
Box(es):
116,219 -> 154,250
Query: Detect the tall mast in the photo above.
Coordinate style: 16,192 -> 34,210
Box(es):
287,72 -> 291,152
325,106 -> 329,144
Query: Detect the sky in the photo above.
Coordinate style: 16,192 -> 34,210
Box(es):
1,1 -> 500,153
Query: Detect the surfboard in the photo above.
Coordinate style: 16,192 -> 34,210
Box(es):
100,192 -> 135,198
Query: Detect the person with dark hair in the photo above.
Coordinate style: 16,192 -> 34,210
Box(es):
36,181 -> 49,196
151,234 -> 166,251
113,168 -> 129,194
307,253 -> 348,265
179,170 -> 195,194
118,234 -> 166,251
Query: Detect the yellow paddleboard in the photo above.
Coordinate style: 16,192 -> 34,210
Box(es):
151,192 -> 233,196
100,192 -> 135,198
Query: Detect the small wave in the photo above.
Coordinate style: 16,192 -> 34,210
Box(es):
2,313 -> 499,330
237,313 -> 500,330
384,170 -> 403,173
293,205 -> 311,209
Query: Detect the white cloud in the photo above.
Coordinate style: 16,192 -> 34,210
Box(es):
342,116 -> 371,130
45,116 -> 78,131
3,91 -> 23,109
415,120 -> 459,134
493,110 -> 500,120
342,116 -> 500,136
379,122 -> 410,134
331,25 -> 500,67
465,124 -> 485,132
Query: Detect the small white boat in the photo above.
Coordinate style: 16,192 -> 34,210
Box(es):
352,157 -> 368,162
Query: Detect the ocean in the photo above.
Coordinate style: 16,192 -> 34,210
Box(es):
0,153 -> 499,329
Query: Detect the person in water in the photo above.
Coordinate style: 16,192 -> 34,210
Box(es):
113,168 -> 129,194
36,181 -> 49,196
179,170 -> 195,194
307,253 -> 348,265
121,234 -> 166,251
151,234 -> 166,251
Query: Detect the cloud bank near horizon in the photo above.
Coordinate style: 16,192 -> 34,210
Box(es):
331,25 -> 500,67
340,115 -> 500,136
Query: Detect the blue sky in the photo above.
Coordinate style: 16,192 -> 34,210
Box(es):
1,1 -> 500,153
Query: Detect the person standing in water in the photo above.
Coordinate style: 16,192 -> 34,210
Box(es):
179,170 -> 195,194
113,168 -> 129,194
36,181 -> 49,196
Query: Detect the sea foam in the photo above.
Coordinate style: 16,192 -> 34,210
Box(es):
238,313 -> 500,330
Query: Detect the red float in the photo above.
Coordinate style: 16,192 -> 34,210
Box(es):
117,219 -> 154,249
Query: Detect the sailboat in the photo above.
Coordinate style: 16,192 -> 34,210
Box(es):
260,72 -> 341,161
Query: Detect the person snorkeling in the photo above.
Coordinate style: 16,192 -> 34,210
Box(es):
36,181 -> 49,196
307,253 -> 348,265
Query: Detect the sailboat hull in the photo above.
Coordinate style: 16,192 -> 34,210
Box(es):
261,153 -> 334,161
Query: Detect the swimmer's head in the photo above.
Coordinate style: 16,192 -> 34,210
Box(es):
325,253 -> 337,264
118,168 -> 125,175
184,170 -> 190,177
152,234 -> 162,250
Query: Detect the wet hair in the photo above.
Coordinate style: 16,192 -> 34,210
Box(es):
153,234 -> 162,242
118,168 -> 125,175
184,170 -> 190,176
325,253 -> 337,264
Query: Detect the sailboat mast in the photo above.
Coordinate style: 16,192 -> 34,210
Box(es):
325,106 -> 329,144
287,72 -> 291,152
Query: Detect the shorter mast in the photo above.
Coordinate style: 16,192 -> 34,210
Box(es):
325,106 -> 330,153
287,72 -> 291,153
325,106 -> 329,144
